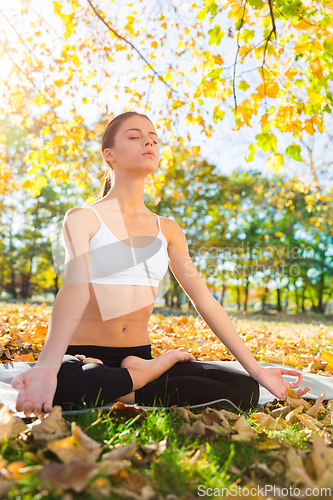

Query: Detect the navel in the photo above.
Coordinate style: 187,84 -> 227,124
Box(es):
122,327 -> 126,332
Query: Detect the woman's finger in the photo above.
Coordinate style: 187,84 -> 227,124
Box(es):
33,404 -> 43,418
294,386 -> 311,397
282,370 -> 303,385
280,368 -> 303,378
42,401 -> 53,413
23,401 -> 33,418
11,374 -> 25,390
15,390 -> 26,413
288,376 -> 303,388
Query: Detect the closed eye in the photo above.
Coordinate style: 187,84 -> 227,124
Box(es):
130,137 -> 158,144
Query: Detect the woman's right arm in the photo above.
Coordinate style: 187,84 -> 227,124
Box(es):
11,207 -> 92,417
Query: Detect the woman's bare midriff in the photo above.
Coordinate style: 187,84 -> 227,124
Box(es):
68,283 -> 158,347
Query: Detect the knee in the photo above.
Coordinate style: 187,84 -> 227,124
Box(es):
53,356 -> 83,407
57,355 -> 82,380
242,376 -> 260,410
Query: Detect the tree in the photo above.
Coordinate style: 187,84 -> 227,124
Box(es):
1,0 -> 333,198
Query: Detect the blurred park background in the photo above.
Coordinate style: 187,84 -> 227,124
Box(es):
0,0 -> 332,320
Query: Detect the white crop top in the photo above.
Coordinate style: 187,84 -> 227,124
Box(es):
87,205 -> 169,286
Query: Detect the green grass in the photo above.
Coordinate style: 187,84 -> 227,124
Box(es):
1,400 -> 317,499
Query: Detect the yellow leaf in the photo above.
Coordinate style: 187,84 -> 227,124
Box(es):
321,351 -> 333,370
309,57 -> 323,80
266,153 -> 284,174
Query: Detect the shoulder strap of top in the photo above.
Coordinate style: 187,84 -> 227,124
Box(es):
89,206 -> 104,225
155,214 -> 161,232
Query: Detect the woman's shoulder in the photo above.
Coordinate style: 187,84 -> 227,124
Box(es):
158,215 -> 183,231
157,216 -> 186,247
64,206 -> 95,219
63,206 -> 97,238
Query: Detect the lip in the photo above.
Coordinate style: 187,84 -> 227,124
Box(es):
142,151 -> 155,157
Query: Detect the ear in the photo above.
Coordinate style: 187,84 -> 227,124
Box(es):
103,147 -> 115,165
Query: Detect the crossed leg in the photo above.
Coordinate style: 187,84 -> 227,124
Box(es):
65,352 -> 260,411
74,350 -> 196,405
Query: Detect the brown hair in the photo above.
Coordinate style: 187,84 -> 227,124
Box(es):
93,111 -> 154,202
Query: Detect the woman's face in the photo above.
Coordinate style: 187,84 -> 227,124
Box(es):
103,116 -> 160,175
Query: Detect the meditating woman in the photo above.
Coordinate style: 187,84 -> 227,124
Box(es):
11,111 -> 310,418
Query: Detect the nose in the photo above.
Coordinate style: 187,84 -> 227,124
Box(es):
144,136 -> 154,146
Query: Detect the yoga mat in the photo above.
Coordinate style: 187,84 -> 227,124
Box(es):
0,360 -> 332,417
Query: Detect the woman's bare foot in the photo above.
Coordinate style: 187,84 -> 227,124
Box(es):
120,349 -> 196,390
74,354 -> 104,365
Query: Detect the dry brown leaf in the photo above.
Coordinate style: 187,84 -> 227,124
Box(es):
296,414 -> 323,433
138,438 -> 167,458
102,442 -> 137,462
205,421 -> 230,437
0,478 -> 16,498
121,472 -> 156,499
97,459 -> 131,477
179,420 -> 206,437
285,388 -> 311,410
285,405 -> 304,424
40,460 -> 99,493
255,437 -> 284,450
248,461 -> 275,478
5,460 -> 27,480
26,406 -> 68,444
171,406 -> 200,422
0,406 -> 27,441
232,415 -> 256,432
205,408 -> 233,430
305,394 -> 326,418
45,422 -> 102,464
231,416 -> 257,443
321,409 -> 333,427
254,412 -> 283,430
269,405 -> 292,418
286,466 -> 317,489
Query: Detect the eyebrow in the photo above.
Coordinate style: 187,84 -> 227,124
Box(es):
125,128 -> 158,137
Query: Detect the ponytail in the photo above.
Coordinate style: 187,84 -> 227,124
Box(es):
94,168 -> 114,202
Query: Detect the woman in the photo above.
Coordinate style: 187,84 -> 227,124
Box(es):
12,111 -> 310,418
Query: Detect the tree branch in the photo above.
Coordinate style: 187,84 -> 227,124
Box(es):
86,0 -> 178,95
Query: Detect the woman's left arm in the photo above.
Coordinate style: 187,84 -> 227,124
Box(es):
166,219 -> 311,400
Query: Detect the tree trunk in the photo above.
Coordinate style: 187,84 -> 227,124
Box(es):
294,278 -> 301,313
9,267 -> 17,299
244,278 -> 249,312
262,284 -> 269,311
318,269 -> 325,313
301,283 -> 307,313
236,285 -> 241,311
276,286 -> 282,312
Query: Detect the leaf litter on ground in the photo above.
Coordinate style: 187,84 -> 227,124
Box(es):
0,303 -> 332,498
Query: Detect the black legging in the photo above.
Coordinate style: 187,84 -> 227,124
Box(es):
52,344 -> 260,412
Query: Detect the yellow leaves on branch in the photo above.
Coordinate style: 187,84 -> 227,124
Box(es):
0,165 -> 20,195
266,153 -> 284,175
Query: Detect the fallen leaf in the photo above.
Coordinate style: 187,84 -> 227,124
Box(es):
40,460 -> 98,493
0,406 -> 27,441
45,422 -> 102,464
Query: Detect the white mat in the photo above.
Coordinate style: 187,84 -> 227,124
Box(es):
0,360 -> 332,417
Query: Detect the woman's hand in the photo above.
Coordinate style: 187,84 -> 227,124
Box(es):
252,366 -> 311,401
11,367 -> 59,418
